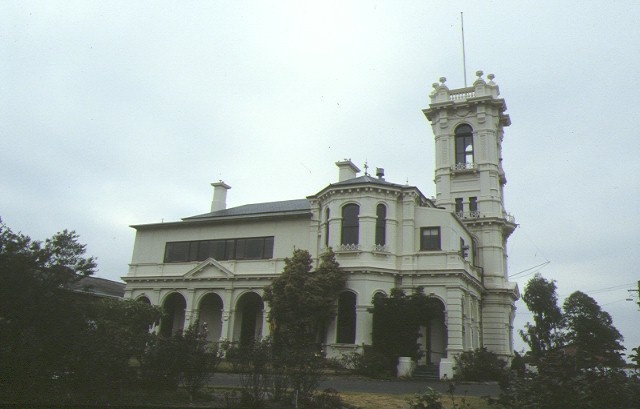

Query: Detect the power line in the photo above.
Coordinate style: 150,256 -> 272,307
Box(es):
509,260 -> 550,279
559,282 -> 637,298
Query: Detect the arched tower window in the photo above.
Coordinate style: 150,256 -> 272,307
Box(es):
455,124 -> 474,166
375,203 -> 386,246
325,207 -> 330,247
341,204 -> 359,246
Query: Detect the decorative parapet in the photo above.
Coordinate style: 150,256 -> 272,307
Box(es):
429,71 -> 500,104
504,213 -> 515,223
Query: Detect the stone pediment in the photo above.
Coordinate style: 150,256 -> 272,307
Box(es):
183,258 -> 234,279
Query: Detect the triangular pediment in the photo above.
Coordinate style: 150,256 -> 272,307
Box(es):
183,258 -> 235,279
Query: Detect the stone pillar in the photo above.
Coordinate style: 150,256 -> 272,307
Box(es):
354,304 -> 372,345
261,306 -> 270,339
328,217 -> 340,250
440,287 -> 463,379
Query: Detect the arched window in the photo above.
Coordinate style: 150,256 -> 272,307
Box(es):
455,124 -> 474,166
234,292 -> 264,346
375,204 -> 386,246
325,207 -> 330,247
336,291 -> 357,344
160,292 -> 186,337
341,204 -> 359,246
198,293 -> 224,342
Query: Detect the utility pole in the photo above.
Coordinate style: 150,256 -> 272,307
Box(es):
627,281 -> 639,310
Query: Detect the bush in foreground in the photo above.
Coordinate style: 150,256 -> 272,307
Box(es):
454,348 -> 508,382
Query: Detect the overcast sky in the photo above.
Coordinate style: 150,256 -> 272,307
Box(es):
2,1 -> 639,356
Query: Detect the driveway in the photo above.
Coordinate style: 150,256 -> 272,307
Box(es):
209,373 -> 501,397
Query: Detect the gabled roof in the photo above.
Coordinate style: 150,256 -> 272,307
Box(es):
184,198 -> 311,220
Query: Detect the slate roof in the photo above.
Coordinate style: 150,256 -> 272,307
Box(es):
69,276 -> 125,298
185,198 -> 311,220
329,175 -> 405,188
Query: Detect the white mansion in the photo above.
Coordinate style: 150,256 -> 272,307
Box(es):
123,71 -> 519,378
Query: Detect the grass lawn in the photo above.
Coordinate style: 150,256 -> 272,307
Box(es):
340,391 -> 492,409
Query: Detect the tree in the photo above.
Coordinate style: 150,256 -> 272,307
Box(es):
263,248 -> 346,347
179,323 -> 225,401
262,248 -> 345,403
69,298 -> 162,397
370,287 -> 442,370
562,291 -> 625,368
519,274 -> 564,361
496,275 -> 638,408
0,219 -> 97,394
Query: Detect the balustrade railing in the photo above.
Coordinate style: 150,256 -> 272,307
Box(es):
456,211 -> 482,219
339,243 -> 361,251
451,162 -> 477,171
449,87 -> 475,101
372,244 -> 388,252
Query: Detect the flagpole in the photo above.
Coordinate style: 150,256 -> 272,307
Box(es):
461,12 -> 467,87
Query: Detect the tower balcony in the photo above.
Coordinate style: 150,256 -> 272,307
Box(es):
455,210 -> 516,224
456,211 -> 482,219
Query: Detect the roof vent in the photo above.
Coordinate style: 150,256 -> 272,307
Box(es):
376,167 -> 385,180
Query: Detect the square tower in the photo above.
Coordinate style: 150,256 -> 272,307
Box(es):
423,71 -> 518,357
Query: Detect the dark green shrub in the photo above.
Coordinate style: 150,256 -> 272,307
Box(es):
407,387 -> 444,409
307,388 -> 355,409
349,345 -> 395,378
140,323 -> 223,399
454,347 -> 508,382
140,335 -> 184,390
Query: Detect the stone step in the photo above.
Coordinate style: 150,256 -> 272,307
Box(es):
413,364 -> 440,380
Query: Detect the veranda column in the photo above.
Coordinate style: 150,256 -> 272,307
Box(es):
184,288 -> 197,329
220,289 -> 233,341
